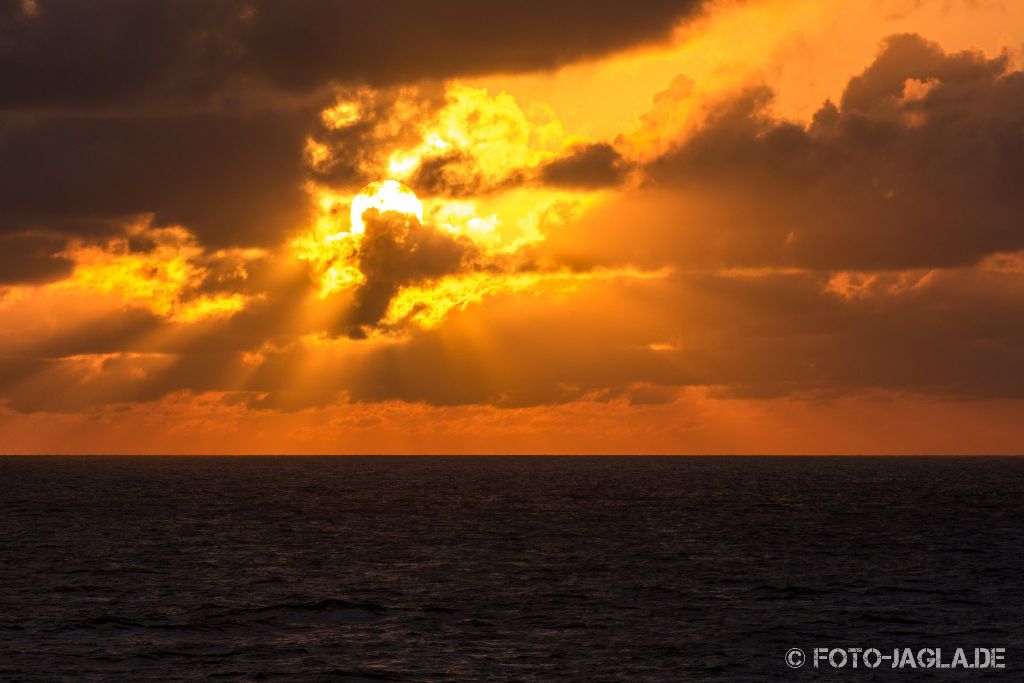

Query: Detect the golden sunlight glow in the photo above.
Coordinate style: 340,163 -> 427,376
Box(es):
384,83 -> 563,187
291,188 -> 364,297
291,79 -> 642,326
312,82 -> 567,189
349,180 -> 424,235
385,267 -> 669,329
321,97 -> 363,129
55,221 -> 257,323
291,178 -> 613,315
304,137 -> 332,170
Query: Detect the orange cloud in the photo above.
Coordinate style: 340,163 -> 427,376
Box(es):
53,220 -> 264,323
0,1 -> 1022,453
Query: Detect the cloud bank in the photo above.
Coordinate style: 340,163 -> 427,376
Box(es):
0,1 -> 1022,454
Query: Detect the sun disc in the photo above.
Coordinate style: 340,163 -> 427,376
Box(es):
349,180 -> 424,234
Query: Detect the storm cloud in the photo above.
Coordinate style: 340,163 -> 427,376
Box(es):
0,0 -> 709,109
640,33 -> 1024,270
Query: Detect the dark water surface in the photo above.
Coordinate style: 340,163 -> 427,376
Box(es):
0,457 -> 1021,681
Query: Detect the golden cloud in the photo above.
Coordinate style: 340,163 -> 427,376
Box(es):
53,220 -> 265,323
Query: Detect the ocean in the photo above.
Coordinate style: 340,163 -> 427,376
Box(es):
0,456 -> 1021,680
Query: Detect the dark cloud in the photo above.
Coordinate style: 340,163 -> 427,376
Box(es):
641,33 -> 1024,270
407,153 -> 478,197
407,152 -> 527,198
0,0 -> 708,110
17,309 -> 164,360
0,0 -> 244,110
539,143 -> 631,189
343,210 -> 480,336
840,32 -> 1009,113
243,1 -> 706,91
0,233 -> 72,284
677,268 -> 1024,401
0,110 -> 312,248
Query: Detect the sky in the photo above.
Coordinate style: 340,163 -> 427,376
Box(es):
1,0 -> 1023,454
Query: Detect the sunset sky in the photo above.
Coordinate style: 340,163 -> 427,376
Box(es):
2,0 -> 1023,454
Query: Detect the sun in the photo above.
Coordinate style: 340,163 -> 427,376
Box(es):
349,180 -> 424,234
